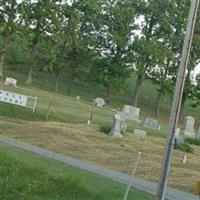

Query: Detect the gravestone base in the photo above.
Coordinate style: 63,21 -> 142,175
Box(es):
182,130 -> 196,138
109,131 -> 123,138
109,113 -> 123,138
133,129 -> 147,138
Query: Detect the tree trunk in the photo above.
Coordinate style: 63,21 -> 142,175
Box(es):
67,78 -> 74,95
54,71 -> 60,93
26,65 -> 33,84
132,74 -> 143,107
155,60 -> 171,116
0,53 -> 5,80
25,39 -> 37,84
0,32 -> 9,81
155,91 -> 164,116
106,81 -> 112,105
54,44 -> 66,92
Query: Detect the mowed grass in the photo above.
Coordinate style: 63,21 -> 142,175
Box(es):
0,144 -> 154,200
2,118 -> 200,193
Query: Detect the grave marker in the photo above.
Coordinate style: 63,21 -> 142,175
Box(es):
119,105 -> 141,122
4,77 -> 17,87
182,116 -> 196,138
93,98 -> 105,107
109,113 -> 123,137
133,129 -> 147,138
143,117 -> 160,130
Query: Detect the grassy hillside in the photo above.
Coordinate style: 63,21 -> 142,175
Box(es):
1,68 -> 200,193
3,67 -> 200,126
0,144 -> 153,200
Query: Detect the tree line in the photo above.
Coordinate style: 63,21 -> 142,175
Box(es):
0,0 -> 200,116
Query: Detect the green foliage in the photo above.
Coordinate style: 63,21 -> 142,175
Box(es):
179,142 -> 194,153
185,138 -> 200,146
99,123 -> 112,135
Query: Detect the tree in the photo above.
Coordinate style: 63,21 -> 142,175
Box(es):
0,0 -> 18,81
19,0 -> 59,84
180,4 -> 200,116
82,0 -> 137,103
130,1 -> 173,107
147,0 -> 189,116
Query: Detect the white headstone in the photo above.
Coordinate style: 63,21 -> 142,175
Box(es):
182,116 -> 196,138
109,113 -> 123,137
120,105 -> 141,122
196,125 -> 200,140
76,96 -> 80,102
121,122 -> 127,134
182,154 -> 187,164
133,129 -> 147,138
174,128 -> 184,148
4,77 -> 17,87
93,98 -> 105,107
143,117 -> 159,130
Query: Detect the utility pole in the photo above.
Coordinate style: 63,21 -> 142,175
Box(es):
156,1 -> 199,200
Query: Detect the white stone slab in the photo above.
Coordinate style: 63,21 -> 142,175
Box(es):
121,105 -> 140,122
4,77 -> 17,87
93,98 -> 105,107
133,129 -> 147,138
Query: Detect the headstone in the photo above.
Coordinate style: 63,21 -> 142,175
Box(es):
182,116 -> 196,138
87,112 -> 93,126
182,153 -> 187,164
120,122 -> 127,134
133,129 -> 147,138
93,98 -> 105,107
119,105 -> 141,122
109,113 -> 123,137
174,128 -> 184,149
76,96 -> 80,102
143,117 -> 160,130
120,144 -> 132,149
4,77 -> 17,87
196,125 -> 200,140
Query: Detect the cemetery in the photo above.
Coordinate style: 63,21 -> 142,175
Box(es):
1,1 -> 200,200
1,81 -> 200,196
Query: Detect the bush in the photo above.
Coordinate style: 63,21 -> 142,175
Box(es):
99,124 -> 112,135
179,142 -> 194,153
185,138 -> 200,146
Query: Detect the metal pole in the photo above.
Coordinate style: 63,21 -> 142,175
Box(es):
156,1 -> 199,200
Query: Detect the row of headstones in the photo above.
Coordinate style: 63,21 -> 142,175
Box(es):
109,104 -> 160,137
109,105 -> 200,142
76,96 -> 200,144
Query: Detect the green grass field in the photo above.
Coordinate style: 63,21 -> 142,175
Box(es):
0,144 -> 154,200
2,68 -> 200,128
